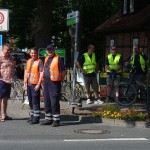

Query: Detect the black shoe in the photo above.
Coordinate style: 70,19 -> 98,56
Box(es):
26,118 -> 32,123
40,120 -> 53,125
51,121 -> 60,127
30,120 -> 39,124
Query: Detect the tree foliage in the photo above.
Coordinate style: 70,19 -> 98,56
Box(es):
0,0 -> 122,53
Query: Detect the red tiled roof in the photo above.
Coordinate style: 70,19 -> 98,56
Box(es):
95,4 -> 150,33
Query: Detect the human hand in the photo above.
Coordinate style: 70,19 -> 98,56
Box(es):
23,84 -> 27,91
34,84 -> 40,91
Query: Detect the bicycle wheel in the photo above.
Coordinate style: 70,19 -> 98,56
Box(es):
62,81 -> 84,102
23,90 -> 29,103
14,79 -> 24,102
116,84 -> 137,106
10,82 -> 18,102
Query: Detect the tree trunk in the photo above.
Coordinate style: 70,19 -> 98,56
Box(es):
33,0 -> 54,48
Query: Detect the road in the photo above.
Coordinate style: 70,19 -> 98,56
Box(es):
0,99 -> 149,150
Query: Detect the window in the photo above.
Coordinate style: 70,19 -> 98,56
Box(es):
123,0 -> 128,14
110,39 -> 115,52
133,38 -> 138,46
130,0 -> 134,13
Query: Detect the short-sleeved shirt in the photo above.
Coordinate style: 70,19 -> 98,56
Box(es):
77,53 -> 99,77
43,55 -> 65,79
126,53 -> 147,74
0,53 -> 15,83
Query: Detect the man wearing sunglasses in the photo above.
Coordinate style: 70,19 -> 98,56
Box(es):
105,45 -> 122,102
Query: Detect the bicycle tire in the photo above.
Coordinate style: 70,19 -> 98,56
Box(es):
22,89 -> 28,103
116,84 -> 137,106
62,81 -> 84,102
15,79 -> 23,95
10,82 -> 18,102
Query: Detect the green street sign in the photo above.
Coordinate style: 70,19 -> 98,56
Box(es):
67,18 -> 76,26
55,49 -> 65,57
39,49 -> 48,57
66,11 -> 79,26
39,48 -> 65,58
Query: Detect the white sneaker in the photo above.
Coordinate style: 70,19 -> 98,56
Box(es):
86,99 -> 92,104
94,99 -> 103,105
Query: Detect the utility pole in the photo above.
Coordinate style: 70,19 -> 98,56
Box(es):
147,30 -> 150,118
67,11 -> 80,113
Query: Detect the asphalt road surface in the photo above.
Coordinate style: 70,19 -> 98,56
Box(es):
0,99 -> 149,150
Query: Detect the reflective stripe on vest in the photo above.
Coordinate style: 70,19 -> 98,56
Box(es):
24,58 -> 40,84
130,54 -> 145,72
107,53 -> 121,73
83,53 -> 96,73
44,55 -> 62,81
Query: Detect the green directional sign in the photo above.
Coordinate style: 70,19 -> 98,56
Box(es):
39,49 -> 48,57
55,49 -> 65,57
39,48 -> 65,58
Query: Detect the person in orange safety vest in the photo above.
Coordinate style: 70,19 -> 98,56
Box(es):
40,44 -> 66,127
24,47 -> 43,124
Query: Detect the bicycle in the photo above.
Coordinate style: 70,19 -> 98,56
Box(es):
10,64 -> 24,102
61,80 -> 84,103
109,67 -> 148,106
22,80 -> 84,109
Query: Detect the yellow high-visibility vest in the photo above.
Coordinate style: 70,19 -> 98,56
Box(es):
83,53 -> 96,74
106,53 -> 121,73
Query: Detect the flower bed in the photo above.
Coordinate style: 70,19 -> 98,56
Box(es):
92,104 -> 147,121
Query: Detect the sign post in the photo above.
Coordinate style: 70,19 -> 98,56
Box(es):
67,11 -> 80,112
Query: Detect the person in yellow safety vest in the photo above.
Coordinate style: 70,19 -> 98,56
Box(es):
24,47 -> 43,124
105,45 -> 122,102
40,44 -> 66,127
125,45 -> 147,83
76,44 -> 103,105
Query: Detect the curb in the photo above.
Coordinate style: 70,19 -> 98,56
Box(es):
79,116 -> 150,128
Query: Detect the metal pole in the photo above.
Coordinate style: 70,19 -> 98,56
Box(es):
72,11 -> 80,112
147,31 -> 150,118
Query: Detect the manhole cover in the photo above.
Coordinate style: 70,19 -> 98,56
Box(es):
74,129 -> 111,134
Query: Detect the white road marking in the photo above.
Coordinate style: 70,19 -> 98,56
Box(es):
64,138 -> 148,142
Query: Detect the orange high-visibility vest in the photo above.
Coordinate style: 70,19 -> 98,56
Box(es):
44,55 -> 62,81
24,58 -> 40,84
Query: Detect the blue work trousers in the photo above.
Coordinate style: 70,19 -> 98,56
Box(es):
43,78 -> 61,117
27,84 -> 40,121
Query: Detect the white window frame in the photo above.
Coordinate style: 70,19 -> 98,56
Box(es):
110,39 -> 115,52
123,0 -> 128,14
133,38 -> 138,46
130,0 -> 134,13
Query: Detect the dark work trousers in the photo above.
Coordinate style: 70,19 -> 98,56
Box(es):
27,84 -> 40,122
43,78 -> 61,122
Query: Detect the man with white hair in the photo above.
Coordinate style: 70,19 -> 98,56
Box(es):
0,43 -> 15,122
126,45 -> 147,83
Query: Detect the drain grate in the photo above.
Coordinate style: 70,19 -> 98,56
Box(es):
74,129 -> 111,134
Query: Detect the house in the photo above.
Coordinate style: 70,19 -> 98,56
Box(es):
95,0 -> 150,61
